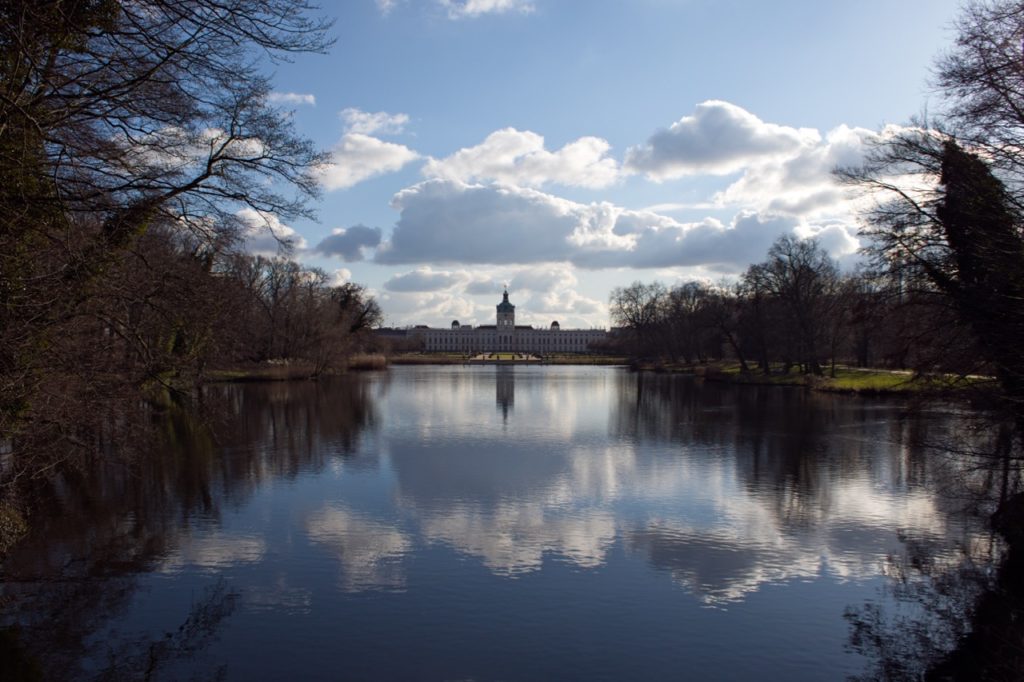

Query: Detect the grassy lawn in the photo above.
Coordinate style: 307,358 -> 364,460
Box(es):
542,354 -> 628,365
703,362 -> 983,394
825,369 -> 917,392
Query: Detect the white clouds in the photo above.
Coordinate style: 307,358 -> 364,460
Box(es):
440,0 -> 534,19
236,208 -> 307,255
205,127 -> 267,159
376,263 -> 605,328
625,100 -> 820,179
508,264 -> 577,293
423,128 -> 620,188
379,290 -> 480,322
794,220 -> 861,260
529,288 -> 605,318
306,99 -> 889,329
713,124 -> 882,217
375,179 -> 802,270
330,268 -> 353,287
384,266 -> 468,292
313,107 -> 419,191
314,133 -> 419,191
315,224 -> 382,260
375,0 -> 532,19
465,279 -> 503,295
340,107 -> 410,136
579,210 -> 797,271
119,125 -> 266,172
377,180 -> 581,264
268,92 -> 316,107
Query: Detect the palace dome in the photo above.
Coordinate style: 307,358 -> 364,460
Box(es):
496,290 -> 515,313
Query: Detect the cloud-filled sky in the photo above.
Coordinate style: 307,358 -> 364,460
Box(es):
259,0 -> 960,329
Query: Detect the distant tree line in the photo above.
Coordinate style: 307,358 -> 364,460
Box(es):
82,221 -> 382,384
609,233 -> 979,380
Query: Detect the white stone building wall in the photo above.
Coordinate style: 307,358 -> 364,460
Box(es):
414,327 -> 605,353
409,291 -> 606,353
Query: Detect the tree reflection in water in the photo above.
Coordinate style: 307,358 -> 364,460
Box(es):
612,372 -> 958,532
0,375 -> 379,680
612,374 -> 965,605
95,580 -> 238,682
615,372 -> 1024,674
845,534 -> 997,681
3,368 -> 1021,679
844,420 -> 1024,682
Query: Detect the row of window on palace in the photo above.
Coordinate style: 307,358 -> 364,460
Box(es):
424,335 -> 591,347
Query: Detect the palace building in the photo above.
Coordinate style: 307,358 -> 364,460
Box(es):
406,290 -> 607,353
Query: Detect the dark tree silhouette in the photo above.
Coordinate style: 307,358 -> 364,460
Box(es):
0,1 -> 337,549
934,142 -> 1024,419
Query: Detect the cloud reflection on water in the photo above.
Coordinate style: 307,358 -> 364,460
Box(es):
160,533 -> 267,573
306,504 -> 411,592
0,367 -> 995,682
373,367 -> 979,603
421,504 -> 617,575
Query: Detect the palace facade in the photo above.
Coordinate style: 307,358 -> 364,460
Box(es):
405,290 -> 607,353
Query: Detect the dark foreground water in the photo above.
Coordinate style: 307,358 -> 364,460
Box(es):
0,366 -> 999,680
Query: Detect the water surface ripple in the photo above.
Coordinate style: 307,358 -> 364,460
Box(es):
0,366 -> 991,681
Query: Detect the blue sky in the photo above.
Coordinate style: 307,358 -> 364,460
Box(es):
246,0 -> 962,329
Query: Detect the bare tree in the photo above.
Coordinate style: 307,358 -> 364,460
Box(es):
936,0 -> 1024,197
742,236 -> 840,375
663,282 -> 717,364
0,0 -> 333,542
837,11 -> 1024,673
609,281 -> 668,359
702,284 -> 751,373
840,1 -> 1024,419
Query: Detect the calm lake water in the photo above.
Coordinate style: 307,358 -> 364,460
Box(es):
1,366 -> 997,680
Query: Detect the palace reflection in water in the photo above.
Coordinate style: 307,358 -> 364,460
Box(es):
0,366 -> 996,681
